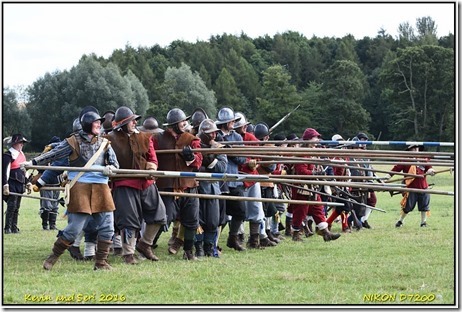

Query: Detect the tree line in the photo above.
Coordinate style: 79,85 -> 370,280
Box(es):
3,16 -> 454,151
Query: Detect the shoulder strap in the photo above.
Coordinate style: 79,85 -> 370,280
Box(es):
64,138 -> 109,205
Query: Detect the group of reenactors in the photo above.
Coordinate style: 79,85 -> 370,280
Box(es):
2,105 -> 436,270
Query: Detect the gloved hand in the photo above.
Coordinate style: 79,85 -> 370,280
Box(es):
33,180 -> 43,192
313,169 -> 324,175
102,165 -> 116,176
427,168 -> 436,176
384,174 -> 391,180
248,159 -> 258,170
26,182 -> 32,195
3,184 -> 9,196
181,146 -> 195,162
20,161 -> 32,170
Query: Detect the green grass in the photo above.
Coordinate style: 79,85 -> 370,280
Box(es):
2,168 -> 455,306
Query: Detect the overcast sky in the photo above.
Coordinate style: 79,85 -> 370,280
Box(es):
2,2 -> 456,88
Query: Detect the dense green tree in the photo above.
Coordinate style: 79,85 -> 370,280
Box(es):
256,65 -> 303,133
214,68 -> 243,111
379,45 -> 454,141
26,55 -> 147,149
3,88 -> 32,148
154,63 -> 217,121
318,60 -> 370,137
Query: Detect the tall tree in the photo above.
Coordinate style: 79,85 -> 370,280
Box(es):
2,88 -> 32,146
379,45 -> 454,141
154,62 -> 217,121
318,60 -> 370,137
256,65 -> 303,134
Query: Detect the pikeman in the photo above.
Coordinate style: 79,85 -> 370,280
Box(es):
215,107 -> 247,252
326,134 -> 352,233
290,128 -> 341,242
388,144 -> 435,228
195,119 -> 228,257
356,132 -> 376,229
107,106 -> 167,264
254,122 -> 281,245
29,109 -> 119,270
345,136 -> 368,230
152,108 -> 203,261
235,115 -> 276,248
283,133 -> 300,237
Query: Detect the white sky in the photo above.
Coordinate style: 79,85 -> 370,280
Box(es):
2,2 -> 456,88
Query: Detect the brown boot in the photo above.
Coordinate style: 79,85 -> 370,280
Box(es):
292,230 -> 303,242
259,237 -> 277,247
183,250 -> 198,261
168,222 -> 180,247
318,228 -> 341,242
168,237 -> 184,255
123,254 -> 138,265
68,245 -> 84,261
226,234 -> 246,251
43,237 -> 72,270
266,230 -> 280,244
246,222 -> 261,249
136,240 -> 159,261
94,240 -> 112,270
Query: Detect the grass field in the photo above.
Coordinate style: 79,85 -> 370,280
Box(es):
2,168 -> 456,306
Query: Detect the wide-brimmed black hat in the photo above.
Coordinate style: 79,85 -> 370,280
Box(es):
10,134 -> 29,145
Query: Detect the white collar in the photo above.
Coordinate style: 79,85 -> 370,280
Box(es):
8,147 -> 20,159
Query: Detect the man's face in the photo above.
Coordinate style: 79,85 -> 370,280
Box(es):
91,120 -> 102,135
226,121 -> 235,131
125,119 -> 137,134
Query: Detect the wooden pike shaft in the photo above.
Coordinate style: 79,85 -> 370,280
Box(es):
155,147 -> 454,158
25,165 -> 452,195
257,158 -> 453,167
8,192 -> 62,202
158,191 -> 344,207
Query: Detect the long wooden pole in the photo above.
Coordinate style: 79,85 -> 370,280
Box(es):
158,191 -> 344,207
25,165 -> 453,195
155,147 -> 454,158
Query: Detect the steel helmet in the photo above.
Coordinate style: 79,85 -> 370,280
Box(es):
81,111 -> 105,134
112,106 -> 141,130
190,108 -> 209,129
72,118 -> 82,133
254,122 -> 270,140
233,112 -> 251,129
163,108 -> 190,126
216,107 -> 241,125
199,118 -> 219,134
356,132 -> 369,140
100,111 -> 115,133
139,116 -> 162,133
332,134 -> 344,141
79,105 -> 99,122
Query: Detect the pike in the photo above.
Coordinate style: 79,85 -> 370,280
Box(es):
8,192 -> 66,206
268,104 -> 300,133
216,140 -> 455,148
317,140 -> 455,147
257,157 -> 453,167
385,167 -> 454,184
24,165 -> 453,196
154,147 -> 454,159
158,191 -> 344,207
283,183 -> 386,213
